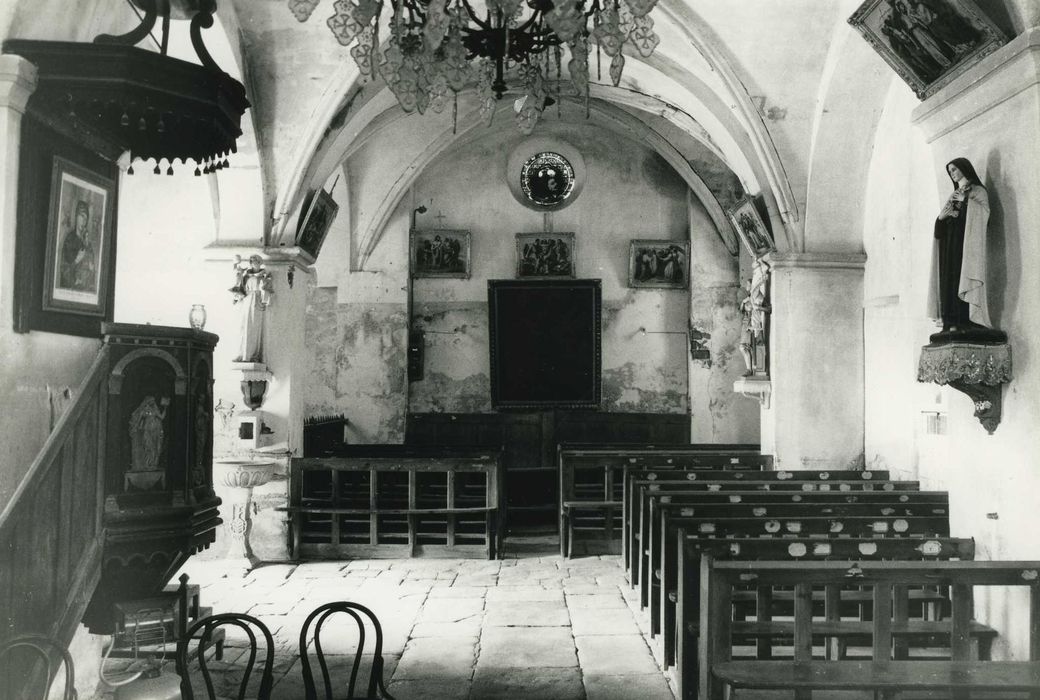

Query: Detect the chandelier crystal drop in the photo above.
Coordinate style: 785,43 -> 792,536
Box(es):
288,0 -> 660,130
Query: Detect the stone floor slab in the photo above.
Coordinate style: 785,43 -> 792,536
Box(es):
388,679 -> 473,699
411,617 -> 483,637
566,593 -> 628,609
485,585 -> 564,602
575,634 -> 659,676
416,597 -> 484,623
394,636 -> 477,681
569,606 -> 640,636
429,585 -> 489,599
484,599 -> 569,627
583,672 -> 674,700
470,666 -> 584,700
477,626 -> 578,669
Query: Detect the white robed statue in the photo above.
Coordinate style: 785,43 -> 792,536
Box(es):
231,255 -> 274,362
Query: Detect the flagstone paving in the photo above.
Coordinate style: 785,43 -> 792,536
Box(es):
172,551 -> 676,700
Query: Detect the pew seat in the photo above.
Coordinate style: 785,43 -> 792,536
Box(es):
701,560 -> 1040,700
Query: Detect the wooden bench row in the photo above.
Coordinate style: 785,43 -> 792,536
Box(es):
622,467 -> 896,571
701,560 -> 1040,700
609,457 -> 1038,700
286,451 -> 504,559
558,444 -> 770,556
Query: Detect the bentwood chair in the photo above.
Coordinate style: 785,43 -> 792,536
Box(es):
299,602 -> 396,700
176,613 -> 275,700
0,635 -> 77,700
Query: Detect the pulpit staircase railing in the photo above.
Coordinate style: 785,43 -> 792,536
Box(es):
0,344 -> 110,651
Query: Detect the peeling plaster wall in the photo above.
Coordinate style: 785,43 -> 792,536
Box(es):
407,121 -> 693,415
304,199 -> 410,442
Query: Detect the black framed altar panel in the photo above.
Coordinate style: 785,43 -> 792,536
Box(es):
487,278 -> 602,410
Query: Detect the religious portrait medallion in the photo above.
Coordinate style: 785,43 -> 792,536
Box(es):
520,152 -> 576,207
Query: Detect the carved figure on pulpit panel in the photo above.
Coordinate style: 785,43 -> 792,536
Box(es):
129,396 -> 169,470
926,157 -> 1006,345
230,255 -> 274,362
739,258 -> 769,376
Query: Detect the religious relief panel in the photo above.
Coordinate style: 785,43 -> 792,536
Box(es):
126,394 -> 169,492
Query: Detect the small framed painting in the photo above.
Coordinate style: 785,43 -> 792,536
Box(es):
628,240 -> 689,289
296,188 -> 339,261
728,197 -> 774,259
848,0 -> 1006,100
516,232 -> 575,278
411,229 -> 471,278
41,157 -> 116,316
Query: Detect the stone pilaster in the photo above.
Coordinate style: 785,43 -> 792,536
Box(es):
0,55 -> 37,320
763,251 -> 867,469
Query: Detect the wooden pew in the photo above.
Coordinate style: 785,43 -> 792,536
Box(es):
650,505 -> 951,662
630,478 -> 923,594
557,443 -> 768,557
701,560 -> 1040,700
673,535 -> 978,700
624,469 -> 895,575
286,450 -> 503,559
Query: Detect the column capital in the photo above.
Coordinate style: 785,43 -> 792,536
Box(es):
912,27 -> 1040,143
766,251 -> 867,271
0,54 -> 38,114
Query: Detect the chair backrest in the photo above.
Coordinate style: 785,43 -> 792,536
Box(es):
0,635 -> 76,700
299,602 -> 395,700
176,613 -> 274,700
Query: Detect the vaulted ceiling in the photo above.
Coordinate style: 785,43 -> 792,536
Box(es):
3,0 -> 1034,256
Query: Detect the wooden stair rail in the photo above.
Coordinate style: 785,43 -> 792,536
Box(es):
0,344 -> 110,645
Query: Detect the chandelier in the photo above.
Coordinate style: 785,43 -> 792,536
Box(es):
288,0 -> 660,130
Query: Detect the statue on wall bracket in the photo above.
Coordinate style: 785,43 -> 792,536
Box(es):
230,255 -> 274,363
918,156 -> 1011,434
739,257 -> 770,378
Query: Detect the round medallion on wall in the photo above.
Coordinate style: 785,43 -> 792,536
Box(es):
520,152 -> 575,207
507,138 -> 586,212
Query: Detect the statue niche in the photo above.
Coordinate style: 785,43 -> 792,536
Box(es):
117,358 -> 177,495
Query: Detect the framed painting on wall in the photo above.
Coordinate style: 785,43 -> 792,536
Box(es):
516,232 -> 575,278
410,229 -> 471,278
848,0 -> 1006,100
628,240 -> 689,289
296,188 -> 339,261
41,156 -> 116,316
728,197 -> 774,259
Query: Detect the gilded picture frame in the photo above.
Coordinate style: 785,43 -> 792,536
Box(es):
628,240 -> 690,289
848,0 -> 1006,100
410,229 -> 472,279
515,232 -> 576,279
728,197 -> 774,259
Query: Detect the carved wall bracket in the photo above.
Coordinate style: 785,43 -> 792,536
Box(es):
232,361 -> 271,410
733,376 -> 772,409
917,341 -> 1012,434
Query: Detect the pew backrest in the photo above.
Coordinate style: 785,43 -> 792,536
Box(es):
701,558 -> 1040,700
